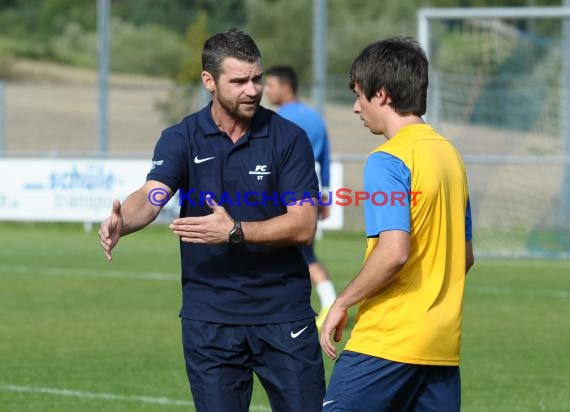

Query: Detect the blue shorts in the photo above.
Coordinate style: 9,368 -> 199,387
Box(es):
301,243 -> 317,265
323,351 -> 460,412
181,318 -> 325,412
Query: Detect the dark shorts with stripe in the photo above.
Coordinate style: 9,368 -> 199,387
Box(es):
181,318 -> 325,412
323,351 -> 460,412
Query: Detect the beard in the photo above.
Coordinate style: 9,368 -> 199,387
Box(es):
215,91 -> 261,120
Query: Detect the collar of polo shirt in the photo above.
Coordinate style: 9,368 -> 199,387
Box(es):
199,102 -> 270,140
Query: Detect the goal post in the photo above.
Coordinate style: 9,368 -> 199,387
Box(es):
417,6 -> 570,258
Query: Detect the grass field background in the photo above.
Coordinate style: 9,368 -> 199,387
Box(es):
1,222 -> 569,411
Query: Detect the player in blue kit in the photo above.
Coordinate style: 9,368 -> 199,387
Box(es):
99,28 -> 325,411
264,65 -> 337,330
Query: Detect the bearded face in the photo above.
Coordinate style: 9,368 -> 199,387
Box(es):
211,57 -> 263,120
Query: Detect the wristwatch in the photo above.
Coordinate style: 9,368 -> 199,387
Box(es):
228,220 -> 244,244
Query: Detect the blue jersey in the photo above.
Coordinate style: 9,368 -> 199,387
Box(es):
277,102 -> 331,188
147,104 -> 319,324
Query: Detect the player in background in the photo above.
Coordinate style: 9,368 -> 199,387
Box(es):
99,28 -> 325,411
320,37 -> 475,411
264,65 -> 337,331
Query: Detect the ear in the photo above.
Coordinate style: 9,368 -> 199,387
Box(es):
376,87 -> 391,106
201,71 -> 216,93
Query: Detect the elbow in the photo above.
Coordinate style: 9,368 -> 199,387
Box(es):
383,233 -> 410,276
392,249 -> 409,273
296,212 -> 317,245
384,255 -> 408,284
298,221 -> 317,245
289,204 -> 317,245
386,246 -> 409,278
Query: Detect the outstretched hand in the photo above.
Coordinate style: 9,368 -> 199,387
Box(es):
99,199 -> 123,261
170,196 -> 234,244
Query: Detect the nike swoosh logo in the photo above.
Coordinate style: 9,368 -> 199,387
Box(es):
194,156 -> 215,164
290,325 -> 309,339
323,400 -> 335,407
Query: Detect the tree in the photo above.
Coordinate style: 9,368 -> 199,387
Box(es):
246,0 -> 312,82
177,12 -> 210,84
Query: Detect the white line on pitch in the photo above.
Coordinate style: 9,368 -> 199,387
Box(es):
2,265 -> 569,299
0,265 -> 179,281
469,286 -> 569,299
0,384 -> 271,411
0,384 -> 193,407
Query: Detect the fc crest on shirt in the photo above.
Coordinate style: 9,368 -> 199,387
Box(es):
249,164 -> 272,180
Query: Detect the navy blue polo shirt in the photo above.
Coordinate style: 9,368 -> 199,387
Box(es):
147,103 -> 319,324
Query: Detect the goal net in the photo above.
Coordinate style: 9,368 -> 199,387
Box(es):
418,7 -> 570,258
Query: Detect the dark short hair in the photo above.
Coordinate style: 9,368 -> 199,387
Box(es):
202,28 -> 261,80
349,37 -> 428,116
265,65 -> 298,94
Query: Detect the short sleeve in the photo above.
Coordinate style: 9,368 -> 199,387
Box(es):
146,129 -> 188,193
278,131 -> 319,200
364,152 -> 411,237
465,197 -> 473,241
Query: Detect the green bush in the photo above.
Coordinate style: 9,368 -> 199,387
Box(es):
0,16 -> 187,77
50,18 -> 187,76
50,21 -> 97,67
110,19 -> 187,76
0,36 -> 53,61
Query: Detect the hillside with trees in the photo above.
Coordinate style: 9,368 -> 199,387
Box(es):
0,0 -> 559,82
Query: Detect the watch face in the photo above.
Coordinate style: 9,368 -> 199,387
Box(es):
229,227 -> 243,243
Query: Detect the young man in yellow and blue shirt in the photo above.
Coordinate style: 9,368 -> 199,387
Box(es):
320,37 -> 474,411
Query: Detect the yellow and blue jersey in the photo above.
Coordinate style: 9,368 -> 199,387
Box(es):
345,123 -> 472,366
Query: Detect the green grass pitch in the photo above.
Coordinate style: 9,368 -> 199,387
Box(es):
0,222 -> 569,411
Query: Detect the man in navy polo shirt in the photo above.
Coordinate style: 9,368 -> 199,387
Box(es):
99,28 -> 325,411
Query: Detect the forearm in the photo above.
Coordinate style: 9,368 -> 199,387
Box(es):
242,202 -> 317,246
120,190 -> 162,236
336,232 -> 409,309
336,252 -> 402,309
